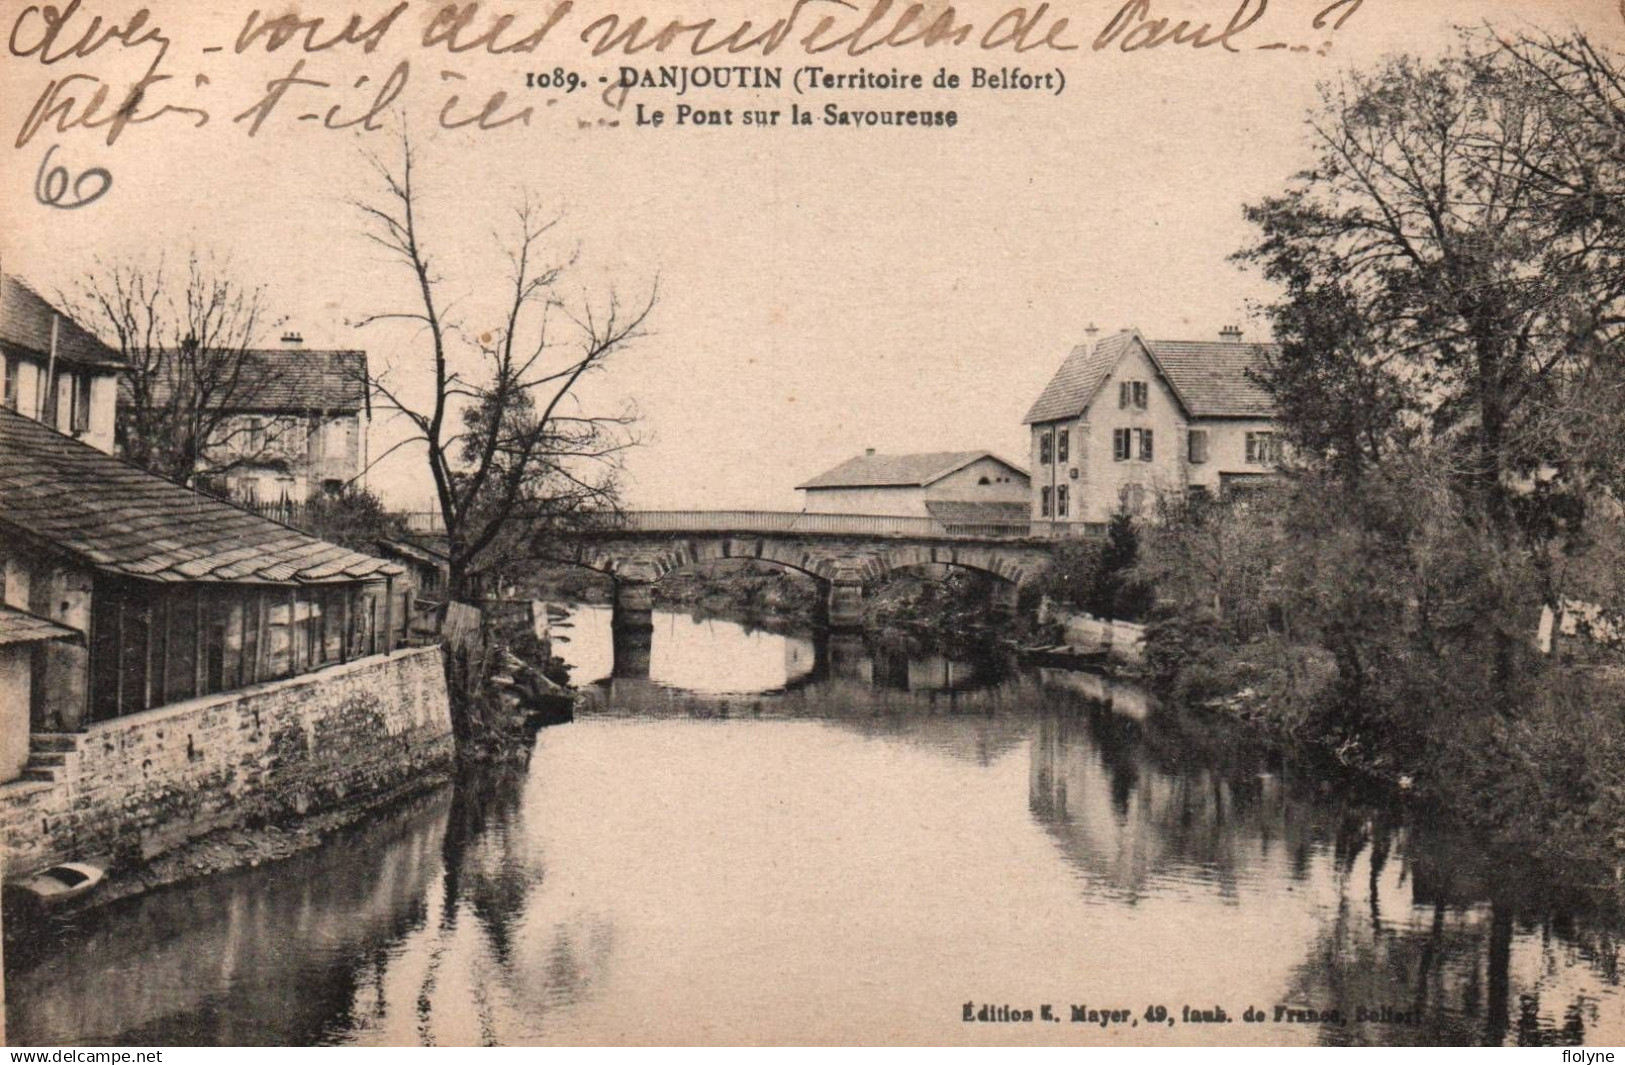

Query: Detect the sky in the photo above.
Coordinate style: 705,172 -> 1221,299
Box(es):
3,0 -> 1623,512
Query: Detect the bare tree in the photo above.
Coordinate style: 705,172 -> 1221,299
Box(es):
69,252 -> 290,488
353,134 -> 656,599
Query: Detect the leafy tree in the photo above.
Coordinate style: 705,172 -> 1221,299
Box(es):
1036,510 -> 1152,621
1235,32 -> 1625,689
1236,34 -> 1625,543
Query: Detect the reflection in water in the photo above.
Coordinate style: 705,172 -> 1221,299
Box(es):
6,606 -> 1622,1045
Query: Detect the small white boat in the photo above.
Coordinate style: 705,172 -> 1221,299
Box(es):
14,862 -> 104,908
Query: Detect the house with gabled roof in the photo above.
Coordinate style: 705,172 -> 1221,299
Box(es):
797,449 -> 1030,522
1023,326 -> 1282,529
0,275 -> 124,454
131,335 -> 371,505
0,406 -> 452,878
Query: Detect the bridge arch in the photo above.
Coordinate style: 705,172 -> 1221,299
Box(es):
870,544 -> 1036,587
638,538 -> 843,585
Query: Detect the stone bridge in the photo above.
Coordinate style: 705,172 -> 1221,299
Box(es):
550,510 -> 1074,638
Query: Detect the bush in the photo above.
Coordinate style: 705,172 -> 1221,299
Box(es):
1034,511 -> 1152,621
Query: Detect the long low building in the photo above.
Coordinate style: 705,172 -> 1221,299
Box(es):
796,449 -> 1030,519
0,406 -> 453,878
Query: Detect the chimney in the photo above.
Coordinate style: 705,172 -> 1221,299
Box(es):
280,330 -> 304,346
1219,325 -> 1243,343
865,448 -> 876,456
1084,322 -> 1100,340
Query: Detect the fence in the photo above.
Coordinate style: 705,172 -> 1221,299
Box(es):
240,499 -> 445,536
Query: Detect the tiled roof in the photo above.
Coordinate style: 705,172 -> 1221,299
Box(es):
1148,340 -> 1276,418
798,451 -> 1027,490
135,348 -> 368,414
0,603 -> 80,646
0,408 -> 401,585
377,537 -> 450,566
0,276 -> 123,370
923,500 -> 1030,525
1024,331 -> 1278,422
1023,333 -> 1135,424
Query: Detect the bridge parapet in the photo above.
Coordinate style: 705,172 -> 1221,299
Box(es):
591,510 -> 1105,541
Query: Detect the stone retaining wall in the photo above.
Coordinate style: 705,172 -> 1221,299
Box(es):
1040,601 -> 1148,666
0,645 -> 453,879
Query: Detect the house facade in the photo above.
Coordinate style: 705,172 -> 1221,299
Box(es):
0,407 -> 451,878
134,338 -> 371,505
0,275 -> 123,454
1024,328 -> 1281,530
797,450 -> 1030,521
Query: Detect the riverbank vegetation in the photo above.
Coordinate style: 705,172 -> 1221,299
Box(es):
1132,29 -> 1625,887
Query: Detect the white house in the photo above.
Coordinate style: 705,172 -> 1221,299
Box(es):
131,336 -> 372,505
797,450 -> 1030,522
1023,327 -> 1281,529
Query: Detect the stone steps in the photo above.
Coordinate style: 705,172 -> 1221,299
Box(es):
21,733 -> 81,784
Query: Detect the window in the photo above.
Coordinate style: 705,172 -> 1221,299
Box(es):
1115,428 -> 1153,461
1121,484 -> 1146,514
2,355 -> 15,411
1056,484 -> 1069,517
1040,486 -> 1053,517
977,476 -> 991,486
245,417 -> 266,454
1057,428 -> 1069,464
1246,431 -> 1281,465
70,372 -> 91,434
1188,428 -> 1210,464
1039,431 -> 1053,465
1118,381 -> 1149,409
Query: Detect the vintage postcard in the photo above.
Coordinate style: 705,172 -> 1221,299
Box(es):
1,0 -> 1625,1049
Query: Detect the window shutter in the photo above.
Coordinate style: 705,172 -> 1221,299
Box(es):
1245,433 -> 1257,464
1119,382 -> 1129,408
1141,428 -> 1154,461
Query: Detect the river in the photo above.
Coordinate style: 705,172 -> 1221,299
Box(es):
5,605 -> 1622,1046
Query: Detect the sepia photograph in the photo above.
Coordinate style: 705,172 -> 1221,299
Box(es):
1,0 -> 1625,1049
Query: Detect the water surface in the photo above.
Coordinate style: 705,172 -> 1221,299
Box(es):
7,606 -> 1621,1045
